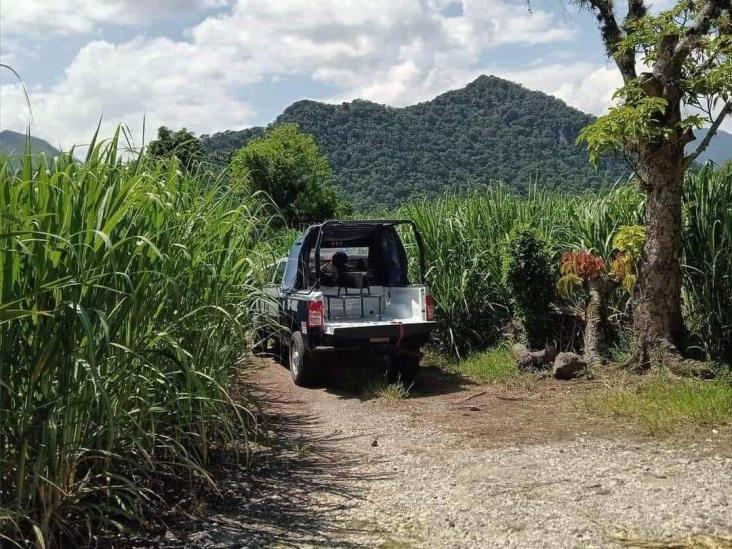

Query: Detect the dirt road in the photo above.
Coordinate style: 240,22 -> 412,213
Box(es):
159,359 -> 732,548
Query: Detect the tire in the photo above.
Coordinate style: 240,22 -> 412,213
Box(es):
289,331 -> 317,386
387,351 -> 420,385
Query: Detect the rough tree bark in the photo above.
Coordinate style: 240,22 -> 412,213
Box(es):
584,278 -> 612,365
632,146 -> 686,366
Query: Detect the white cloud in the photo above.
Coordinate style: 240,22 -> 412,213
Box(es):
0,37 -> 253,151
488,62 -> 732,132
1,0 -> 586,148
3,0 -> 229,35
197,0 -> 575,106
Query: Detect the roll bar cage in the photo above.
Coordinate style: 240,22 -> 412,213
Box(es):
311,220 -> 427,288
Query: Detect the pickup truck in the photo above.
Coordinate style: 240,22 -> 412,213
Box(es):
254,220 -> 436,386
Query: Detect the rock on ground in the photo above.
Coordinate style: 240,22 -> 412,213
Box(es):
553,352 -> 588,380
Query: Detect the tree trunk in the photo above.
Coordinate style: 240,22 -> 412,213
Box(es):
584,278 -> 611,365
632,148 -> 686,367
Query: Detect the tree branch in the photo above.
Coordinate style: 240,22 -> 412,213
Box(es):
579,0 -> 638,82
624,0 -> 647,30
684,101 -> 732,166
672,0 -> 729,67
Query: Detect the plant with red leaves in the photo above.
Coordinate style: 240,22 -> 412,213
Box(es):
557,251 -> 606,297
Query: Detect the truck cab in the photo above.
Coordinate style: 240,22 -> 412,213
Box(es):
255,220 -> 436,386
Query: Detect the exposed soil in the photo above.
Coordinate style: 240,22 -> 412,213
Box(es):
134,358 -> 732,548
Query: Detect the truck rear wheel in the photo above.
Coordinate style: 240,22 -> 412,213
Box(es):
289,331 -> 317,386
387,351 -> 420,385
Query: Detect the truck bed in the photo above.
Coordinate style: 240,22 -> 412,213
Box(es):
321,285 -> 426,323
317,285 -> 434,343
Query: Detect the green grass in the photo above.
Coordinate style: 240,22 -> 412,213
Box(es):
452,346 -> 518,383
584,372 -> 732,435
682,163 -> 732,364
395,183 -> 643,356
364,378 -> 412,400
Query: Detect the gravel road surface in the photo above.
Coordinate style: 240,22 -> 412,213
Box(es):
152,359 -> 732,548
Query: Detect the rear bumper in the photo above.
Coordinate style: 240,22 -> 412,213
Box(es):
308,321 -> 435,352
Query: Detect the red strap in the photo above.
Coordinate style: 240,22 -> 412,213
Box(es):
395,321 -> 404,348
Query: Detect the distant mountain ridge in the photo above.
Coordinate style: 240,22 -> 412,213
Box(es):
203,76 -> 732,208
203,75 -> 630,208
0,130 -> 62,159
690,127 -> 732,166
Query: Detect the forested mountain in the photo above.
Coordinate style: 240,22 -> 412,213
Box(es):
202,126 -> 265,167
0,130 -> 61,159
202,76 -> 629,208
690,128 -> 732,166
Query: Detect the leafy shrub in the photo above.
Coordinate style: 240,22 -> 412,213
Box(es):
230,123 -> 349,226
609,225 -> 646,292
557,250 -> 606,297
612,225 -> 646,259
502,226 -> 556,348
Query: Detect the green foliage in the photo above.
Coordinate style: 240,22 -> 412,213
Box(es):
578,2 -> 731,163
618,3 -> 732,103
202,126 -> 265,165
610,225 -> 646,292
204,76 -> 628,209
557,251 -> 607,298
502,226 -> 555,348
578,93 -> 668,165
682,164 -> 732,364
230,123 -> 348,226
0,130 -> 273,546
452,345 -> 518,384
557,272 -> 584,298
613,225 -> 646,259
398,167 -> 730,365
147,125 -> 204,170
396,184 -> 643,356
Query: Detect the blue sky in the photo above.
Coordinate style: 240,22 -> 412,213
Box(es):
2,0 -> 724,151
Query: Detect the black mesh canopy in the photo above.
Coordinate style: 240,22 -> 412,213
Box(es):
286,221 -> 420,291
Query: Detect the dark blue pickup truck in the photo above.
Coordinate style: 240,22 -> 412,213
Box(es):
254,220 -> 436,386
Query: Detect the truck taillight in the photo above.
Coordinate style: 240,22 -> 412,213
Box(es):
307,299 -> 324,327
425,294 -> 435,321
